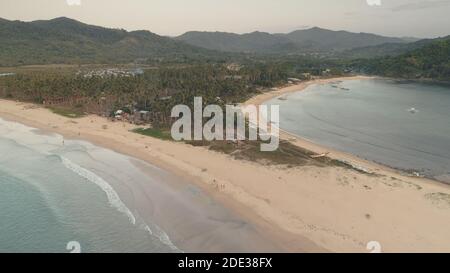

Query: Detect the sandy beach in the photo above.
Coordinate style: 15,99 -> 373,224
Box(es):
1,76 -> 450,253
244,76 -> 374,106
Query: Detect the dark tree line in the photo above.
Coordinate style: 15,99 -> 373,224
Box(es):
0,59 -> 347,126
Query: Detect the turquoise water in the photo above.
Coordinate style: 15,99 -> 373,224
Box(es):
266,79 -> 450,183
0,118 -> 178,253
0,118 -> 281,253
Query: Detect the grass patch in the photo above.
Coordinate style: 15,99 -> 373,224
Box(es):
186,139 -> 367,170
191,139 -> 382,175
209,140 -> 317,166
133,127 -> 173,141
48,106 -> 85,118
133,129 -> 379,174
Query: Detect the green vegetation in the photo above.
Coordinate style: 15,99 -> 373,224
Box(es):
131,126 -> 374,170
48,106 -> 85,118
0,61 -> 346,127
180,138 -> 373,172
206,140 -> 326,166
1,17 -> 415,66
338,37 -> 443,59
2,16 -> 446,82
176,27 -> 409,54
354,37 -> 450,81
0,17 -> 222,66
1,16 -> 448,174
133,127 -> 173,141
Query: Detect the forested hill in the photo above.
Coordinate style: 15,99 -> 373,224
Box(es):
0,17 -> 418,66
176,27 -> 411,54
357,37 -> 450,81
0,17 -> 215,66
340,36 -> 450,59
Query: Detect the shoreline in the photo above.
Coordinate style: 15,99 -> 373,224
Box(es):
247,75 -> 450,184
2,76 -> 450,252
244,75 -> 375,107
0,103 -> 321,253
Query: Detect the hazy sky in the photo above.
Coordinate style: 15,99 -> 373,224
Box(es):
0,0 -> 449,38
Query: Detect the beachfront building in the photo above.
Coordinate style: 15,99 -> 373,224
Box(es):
133,110 -> 151,125
300,73 -> 312,80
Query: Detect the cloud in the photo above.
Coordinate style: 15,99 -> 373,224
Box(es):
392,0 -> 450,12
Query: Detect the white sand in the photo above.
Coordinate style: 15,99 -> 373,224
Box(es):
1,77 -> 450,252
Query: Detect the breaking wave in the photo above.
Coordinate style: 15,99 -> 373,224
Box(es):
60,156 -> 179,251
61,156 -> 137,225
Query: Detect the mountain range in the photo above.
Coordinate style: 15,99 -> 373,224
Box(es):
175,27 -> 414,53
356,36 -> 450,80
341,35 -> 450,58
0,17 -> 442,66
0,17 -> 210,66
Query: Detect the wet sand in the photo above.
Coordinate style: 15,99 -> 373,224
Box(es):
0,108 -> 322,253
2,78 -> 450,252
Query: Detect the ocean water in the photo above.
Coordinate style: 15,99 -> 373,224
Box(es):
266,78 -> 450,183
0,117 -> 284,253
0,118 -> 179,253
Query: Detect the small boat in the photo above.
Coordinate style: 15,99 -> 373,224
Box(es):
408,108 -> 418,114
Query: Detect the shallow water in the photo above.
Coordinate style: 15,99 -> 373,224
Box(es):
266,79 -> 450,183
0,117 -> 281,253
0,118 -> 178,253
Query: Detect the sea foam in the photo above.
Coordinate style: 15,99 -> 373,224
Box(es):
60,156 -> 137,225
0,117 -> 179,251
62,154 -> 179,251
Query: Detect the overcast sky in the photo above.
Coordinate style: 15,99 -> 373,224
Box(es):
0,0 -> 449,38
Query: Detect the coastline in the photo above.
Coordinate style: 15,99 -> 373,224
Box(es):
244,75 -> 375,106
251,76 -> 449,183
1,76 -> 450,252
0,101 -> 321,253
